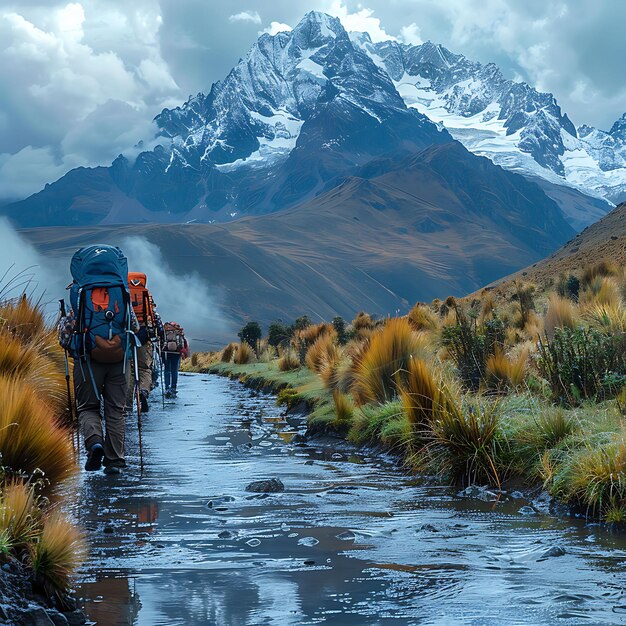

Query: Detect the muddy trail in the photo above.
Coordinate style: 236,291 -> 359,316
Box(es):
71,374 -> 626,625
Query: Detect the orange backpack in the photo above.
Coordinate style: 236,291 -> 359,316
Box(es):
128,272 -> 155,329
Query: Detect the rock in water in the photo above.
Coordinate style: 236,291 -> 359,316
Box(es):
245,478 -> 285,493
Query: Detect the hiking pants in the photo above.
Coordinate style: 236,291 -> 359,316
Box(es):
164,352 -> 181,390
137,342 -> 153,394
74,359 -> 128,467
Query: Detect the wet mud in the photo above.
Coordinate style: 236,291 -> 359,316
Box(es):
71,374 -> 626,625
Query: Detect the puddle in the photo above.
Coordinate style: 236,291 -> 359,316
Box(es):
70,374 -> 626,625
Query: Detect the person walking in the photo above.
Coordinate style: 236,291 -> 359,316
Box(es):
128,272 -> 158,412
162,321 -> 188,398
60,245 -> 144,475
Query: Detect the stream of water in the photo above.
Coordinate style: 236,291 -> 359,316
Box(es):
72,373 -> 625,625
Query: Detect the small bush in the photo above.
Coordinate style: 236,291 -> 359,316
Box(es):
30,511 -> 86,598
537,327 -> 626,404
233,342 -> 254,365
556,274 -> 580,301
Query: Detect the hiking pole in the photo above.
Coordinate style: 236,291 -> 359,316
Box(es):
132,341 -> 144,473
158,343 -> 165,408
59,299 -> 78,453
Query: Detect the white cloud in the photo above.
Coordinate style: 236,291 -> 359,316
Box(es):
229,10 -> 261,24
324,1 -> 395,42
262,21 -> 292,35
400,22 -> 422,45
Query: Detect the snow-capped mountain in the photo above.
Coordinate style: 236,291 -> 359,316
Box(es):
352,34 -> 626,207
3,11 -> 611,231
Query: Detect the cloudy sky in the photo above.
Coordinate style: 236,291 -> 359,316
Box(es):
0,0 -> 624,201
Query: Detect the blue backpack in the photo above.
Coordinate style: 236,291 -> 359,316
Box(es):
68,245 -> 133,363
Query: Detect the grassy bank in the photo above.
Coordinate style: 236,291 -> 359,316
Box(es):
186,261 -> 626,523
0,292 -> 85,613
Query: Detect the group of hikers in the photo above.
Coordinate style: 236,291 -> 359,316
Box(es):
58,244 -> 189,475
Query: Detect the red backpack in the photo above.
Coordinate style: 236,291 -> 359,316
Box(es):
163,322 -> 185,353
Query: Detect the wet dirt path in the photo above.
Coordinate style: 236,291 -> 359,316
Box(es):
72,374 -> 626,625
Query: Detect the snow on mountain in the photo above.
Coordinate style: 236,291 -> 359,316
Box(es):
352,34 -> 626,209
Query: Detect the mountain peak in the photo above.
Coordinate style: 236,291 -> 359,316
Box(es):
292,11 -> 346,48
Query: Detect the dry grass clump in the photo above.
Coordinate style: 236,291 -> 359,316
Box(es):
0,376 -> 74,485
580,277 -> 621,308
584,302 -> 626,333
581,260 -> 619,288
407,303 -> 439,332
233,342 -> 254,365
0,295 -> 47,344
278,350 -> 301,371
30,511 -> 86,598
485,348 -> 528,391
352,318 -> 429,405
305,333 -> 340,373
221,342 -> 238,363
544,293 -> 578,338
0,481 -> 41,551
332,389 -> 354,424
352,311 -> 375,332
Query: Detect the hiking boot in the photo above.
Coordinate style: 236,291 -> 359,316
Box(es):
85,443 -> 104,471
165,387 -> 171,399
103,465 -> 122,476
171,388 -> 177,398
140,390 -> 149,413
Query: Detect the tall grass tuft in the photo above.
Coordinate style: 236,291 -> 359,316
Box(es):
585,302 -> 626,333
407,303 -> 439,332
221,342 -> 237,363
352,318 -> 428,405
485,348 -> 528,391
234,342 -> 254,365
30,511 -> 86,598
305,333 -> 340,374
0,480 -> 41,551
554,433 -> 626,516
544,293 -> 578,338
0,376 -> 74,485
0,294 -> 47,344
429,400 -> 502,487
278,350 -> 301,372
332,389 -> 354,425
399,358 -> 461,433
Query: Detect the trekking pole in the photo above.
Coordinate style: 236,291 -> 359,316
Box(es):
132,342 -> 144,473
159,344 -> 165,408
59,300 -> 78,453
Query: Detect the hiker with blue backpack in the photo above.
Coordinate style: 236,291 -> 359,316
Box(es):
58,245 -> 148,475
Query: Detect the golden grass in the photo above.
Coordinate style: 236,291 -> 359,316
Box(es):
544,293 -> 578,337
399,357 -> 461,433
305,333 -> 339,374
352,318 -> 429,406
221,342 -> 238,363
0,376 -> 74,485
485,348 -> 528,391
233,342 -> 254,365
352,311 -> 374,331
0,295 -> 47,344
278,350 -> 301,371
580,277 -> 621,307
30,510 -> 86,597
0,331 -> 66,413
0,480 -> 41,550
332,389 -> 354,423
407,303 -> 439,332
581,260 -> 619,287
584,302 -> 626,333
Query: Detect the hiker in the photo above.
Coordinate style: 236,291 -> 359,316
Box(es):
162,321 -> 188,398
59,245 -> 146,475
128,272 -> 159,412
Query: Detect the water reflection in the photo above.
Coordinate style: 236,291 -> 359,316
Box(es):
73,375 -> 626,625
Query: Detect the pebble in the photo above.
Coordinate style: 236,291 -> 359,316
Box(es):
297,536 -> 319,547
245,478 -> 285,493
518,506 -> 536,516
246,538 -> 261,547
